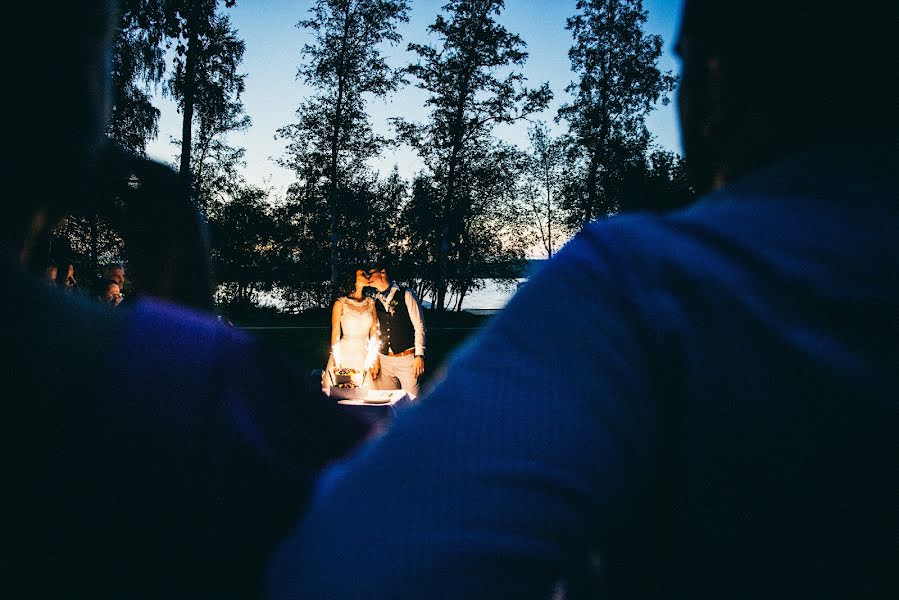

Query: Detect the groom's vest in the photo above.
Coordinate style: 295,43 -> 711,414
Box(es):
375,286 -> 415,355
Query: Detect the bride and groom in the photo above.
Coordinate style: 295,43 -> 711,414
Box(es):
325,262 -> 426,397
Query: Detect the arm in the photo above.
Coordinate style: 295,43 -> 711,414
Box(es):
404,289 -> 425,356
368,299 -> 379,339
330,299 -> 343,347
369,299 -> 380,377
405,289 -> 426,377
269,226 -> 661,599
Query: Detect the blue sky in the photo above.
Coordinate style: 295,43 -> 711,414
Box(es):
145,0 -> 685,194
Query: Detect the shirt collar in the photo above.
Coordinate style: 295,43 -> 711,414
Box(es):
378,282 -> 398,302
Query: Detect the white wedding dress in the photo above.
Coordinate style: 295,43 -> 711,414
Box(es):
324,296 -> 375,389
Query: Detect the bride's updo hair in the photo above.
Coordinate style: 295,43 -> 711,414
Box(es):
337,266 -> 367,299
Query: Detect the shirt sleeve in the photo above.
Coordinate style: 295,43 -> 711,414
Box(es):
404,288 -> 426,356
267,225 -> 663,599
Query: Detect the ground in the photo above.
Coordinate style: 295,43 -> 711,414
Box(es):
232,307 -> 493,389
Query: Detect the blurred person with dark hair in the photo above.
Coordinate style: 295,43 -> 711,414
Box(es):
43,259 -> 57,284
1,1 -> 369,597
54,262 -> 77,290
270,1 -> 898,598
102,262 -> 124,288
102,262 -> 125,304
92,277 -> 121,306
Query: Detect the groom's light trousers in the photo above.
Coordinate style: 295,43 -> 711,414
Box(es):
374,353 -> 419,397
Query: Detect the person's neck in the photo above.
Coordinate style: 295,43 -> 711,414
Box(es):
376,281 -> 391,293
349,286 -> 365,299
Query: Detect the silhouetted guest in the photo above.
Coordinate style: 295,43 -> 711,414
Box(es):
93,278 -> 121,306
54,262 -> 76,290
269,1 -> 897,598
102,262 -> 124,288
101,262 -> 126,304
97,149 -> 216,310
44,260 -> 57,284
1,1 -> 369,597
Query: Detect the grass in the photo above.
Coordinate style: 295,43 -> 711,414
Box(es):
233,307 -> 495,388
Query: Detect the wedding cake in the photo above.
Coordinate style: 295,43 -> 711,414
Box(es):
329,368 -> 366,399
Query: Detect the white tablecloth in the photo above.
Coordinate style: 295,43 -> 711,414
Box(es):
331,389 -> 411,406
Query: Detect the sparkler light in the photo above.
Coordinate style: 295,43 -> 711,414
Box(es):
363,336 -> 380,371
332,343 -> 343,370
361,336 -> 380,386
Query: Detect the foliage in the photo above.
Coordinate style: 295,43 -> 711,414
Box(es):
445,141 -> 531,310
278,0 -> 410,287
64,0 -> 694,316
174,13 -> 250,212
160,0 -> 243,187
208,185 -> 277,284
107,1 -> 167,153
557,0 -> 676,224
394,0 -> 551,310
525,121 -> 567,258
395,141 -> 531,311
617,149 -> 694,213
51,213 -> 124,281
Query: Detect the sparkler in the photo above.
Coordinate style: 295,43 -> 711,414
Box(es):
361,336 -> 380,385
328,342 -> 342,388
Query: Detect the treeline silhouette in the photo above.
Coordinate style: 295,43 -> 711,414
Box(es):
51,0 -> 693,314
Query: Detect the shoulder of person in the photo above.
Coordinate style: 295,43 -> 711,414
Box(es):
117,298 -> 369,437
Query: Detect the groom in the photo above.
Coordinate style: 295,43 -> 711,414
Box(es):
367,263 -> 426,397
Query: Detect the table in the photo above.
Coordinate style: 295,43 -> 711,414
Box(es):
327,389 -> 413,423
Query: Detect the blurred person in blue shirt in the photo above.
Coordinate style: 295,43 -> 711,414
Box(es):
269,1 -> 898,598
1,1 -> 370,597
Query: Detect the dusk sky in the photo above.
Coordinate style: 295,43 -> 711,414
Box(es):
145,0 -> 685,194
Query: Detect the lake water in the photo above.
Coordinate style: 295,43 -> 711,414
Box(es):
421,278 -> 526,312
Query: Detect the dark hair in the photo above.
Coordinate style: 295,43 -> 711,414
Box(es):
55,263 -> 75,287
92,277 -> 118,298
678,0 -> 896,146
3,0 -> 117,238
366,260 -> 390,275
339,266 -> 368,298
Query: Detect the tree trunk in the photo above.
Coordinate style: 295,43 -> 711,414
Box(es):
454,283 -> 468,312
546,162 -> 553,259
194,129 -> 214,213
435,102 -> 470,312
453,224 -> 473,312
435,89 -> 469,311
585,147 -> 600,223
434,0 -> 495,311
179,15 -> 200,191
434,208 -> 452,310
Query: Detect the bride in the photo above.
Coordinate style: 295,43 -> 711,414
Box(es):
323,268 -> 379,389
